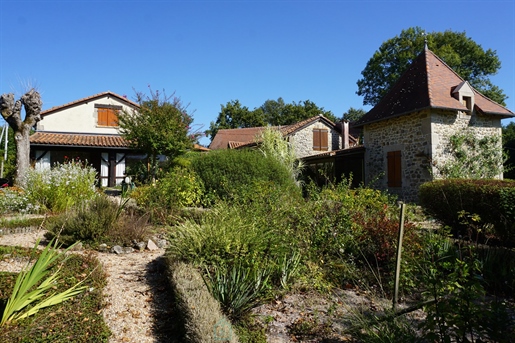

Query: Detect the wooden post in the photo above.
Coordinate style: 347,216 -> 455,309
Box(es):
393,202 -> 406,311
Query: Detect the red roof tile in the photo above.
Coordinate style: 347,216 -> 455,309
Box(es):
40,91 -> 139,116
30,132 -> 129,148
355,49 -> 514,127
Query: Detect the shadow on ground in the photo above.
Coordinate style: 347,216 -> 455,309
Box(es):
145,255 -> 184,343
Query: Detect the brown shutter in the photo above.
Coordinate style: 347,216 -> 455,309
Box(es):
313,129 -> 321,150
387,151 -> 402,187
107,109 -> 119,126
98,108 -> 108,126
320,129 -> 328,151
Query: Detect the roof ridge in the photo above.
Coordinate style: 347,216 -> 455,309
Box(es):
41,91 -> 139,115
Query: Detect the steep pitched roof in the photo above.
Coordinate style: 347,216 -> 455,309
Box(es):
30,132 -> 129,148
40,91 -> 139,117
354,48 -> 514,127
208,115 -> 339,149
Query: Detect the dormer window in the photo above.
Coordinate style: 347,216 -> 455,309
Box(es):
452,81 -> 474,113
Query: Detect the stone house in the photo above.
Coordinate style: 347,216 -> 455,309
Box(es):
30,91 -> 142,187
209,114 -> 358,158
353,47 -> 515,202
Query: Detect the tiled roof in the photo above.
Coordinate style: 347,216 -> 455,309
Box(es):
40,91 -> 139,116
30,132 -> 129,148
355,48 -> 514,127
209,115 -> 341,149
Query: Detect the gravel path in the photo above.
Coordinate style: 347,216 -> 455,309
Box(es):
0,230 -> 179,343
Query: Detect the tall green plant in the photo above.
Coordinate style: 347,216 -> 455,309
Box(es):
258,126 -> 304,185
23,159 -> 98,212
1,239 -> 88,326
434,131 -> 506,179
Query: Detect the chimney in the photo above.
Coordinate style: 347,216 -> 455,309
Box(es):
343,120 -> 349,149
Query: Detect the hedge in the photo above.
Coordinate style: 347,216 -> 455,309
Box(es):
419,179 -> 515,245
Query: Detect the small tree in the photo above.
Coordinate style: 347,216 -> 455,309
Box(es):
0,89 -> 42,186
118,88 -> 199,182
258,126 -> 303,185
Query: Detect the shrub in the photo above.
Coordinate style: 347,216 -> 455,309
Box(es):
419,179 -> 515,245
45,195 -> 151,247
166,260 -> 239,343
23,160 -> 98,213
188,149 -> 299,205
131,166 -> 204,224
0,187 -> 36,214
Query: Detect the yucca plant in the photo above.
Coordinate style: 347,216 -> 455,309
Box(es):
204,263 -> 271,320
0,238 -> 88,326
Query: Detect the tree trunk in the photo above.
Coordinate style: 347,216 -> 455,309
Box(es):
14,126 -> 31,185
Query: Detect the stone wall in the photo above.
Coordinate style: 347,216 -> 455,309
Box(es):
289,121 -> 342,158
363,108 -> 503,202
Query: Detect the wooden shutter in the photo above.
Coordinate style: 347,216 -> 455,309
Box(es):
387,151 -> 402,187
313,129 -> 321,150
98,108 -> 108,126
107,108 -> 118,126
313,129 -> 329,151
320,129 -> 328,151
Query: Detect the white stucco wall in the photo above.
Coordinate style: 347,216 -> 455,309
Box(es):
36,95 -> 136,134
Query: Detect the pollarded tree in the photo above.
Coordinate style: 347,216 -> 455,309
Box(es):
118,88 -> 198,182
357,27 -> 507,107
0,89 -> 42,186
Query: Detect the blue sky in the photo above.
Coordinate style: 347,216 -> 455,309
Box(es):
1,0 -> 514,146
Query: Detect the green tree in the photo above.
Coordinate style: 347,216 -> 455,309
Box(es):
357,27 -> 507,107
205,100 -> 263,140
0,125 -> 16,181
207,98 -> 336,141
118,88 -> 197,182
503,122 -> 515,179
341,107 -> 367,123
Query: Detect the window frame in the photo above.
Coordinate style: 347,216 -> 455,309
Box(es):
95,104 -> 121,127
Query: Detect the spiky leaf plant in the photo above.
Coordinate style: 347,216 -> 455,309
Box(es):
0,238 -> 87,326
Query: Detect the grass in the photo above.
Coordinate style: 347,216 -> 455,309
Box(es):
0,245 -> 111,343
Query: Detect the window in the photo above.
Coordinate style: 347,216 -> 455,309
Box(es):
387,150 -> 402,187
95,104 -> 121,127
462,96 -> 472,110
313,128 -> 328,151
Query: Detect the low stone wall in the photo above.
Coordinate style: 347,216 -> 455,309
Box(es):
0,226 -> 40,236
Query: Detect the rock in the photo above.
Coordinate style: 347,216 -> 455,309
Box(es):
146,239 -> 158,251
111,245 -> 124,254
155,238 -> 168,249
70,242 -> 83,251
134,241 -> 147,251
98,244 -> 109,253
123,247 -> 135,254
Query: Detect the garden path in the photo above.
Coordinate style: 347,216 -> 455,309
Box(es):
0,230 -> 178,343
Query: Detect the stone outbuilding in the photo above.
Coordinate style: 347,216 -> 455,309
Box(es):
353,46 -> 515,202
209,114 -> 358,159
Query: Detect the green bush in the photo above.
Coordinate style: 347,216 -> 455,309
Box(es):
188,149 -> 299,205
23,160 -> 98,213
419,179 -> 515,245
45,195 -> 151,247
0,187 -> 35,214
131,166 -> 204,224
